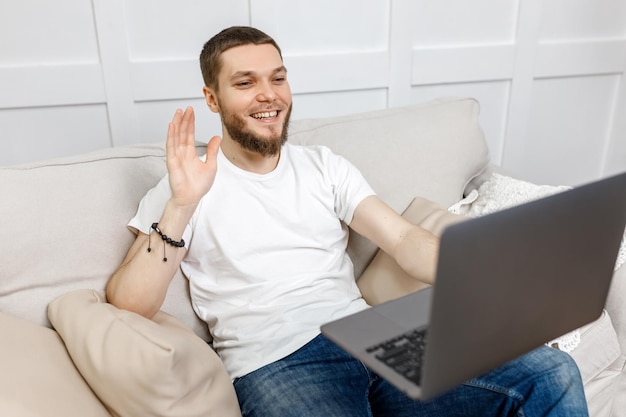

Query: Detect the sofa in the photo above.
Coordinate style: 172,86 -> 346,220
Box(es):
1,96 -> 624,416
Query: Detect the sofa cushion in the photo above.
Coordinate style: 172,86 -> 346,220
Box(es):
606,263 -> 626,353
358,196 -> 467,305
0,144 -> 209,341
0,311 -> 110,416
289,97 -> 490,276
48,289 -> 241,417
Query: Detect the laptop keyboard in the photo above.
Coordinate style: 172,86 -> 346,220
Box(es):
366,327 -> 429,386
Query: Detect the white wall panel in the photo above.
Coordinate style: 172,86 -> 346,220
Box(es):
521,75 -> 619,186
131,60 -> 203,101
411,45 -> 516,85
291,89 -> 388,121
0,64 -> 105,108
502,0 -> 626,185
251,0 -> 390,54
412,0 -> 518,46
284,52 -> 389,94
540,0 -> 626,40
0,0 -> 99,65
125,0 -> 250,60
535,40 -> 626,78
0,0 -> 108,166
0,105 -> 111,166
1,0 -> 625,187
136,98 -> 222,145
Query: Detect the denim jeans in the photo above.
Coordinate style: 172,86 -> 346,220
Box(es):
233,334 -> 588,417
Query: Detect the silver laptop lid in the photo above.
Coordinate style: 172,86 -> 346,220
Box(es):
420,171 -> 626,399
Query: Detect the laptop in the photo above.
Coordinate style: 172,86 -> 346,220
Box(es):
321,171 -> 626,401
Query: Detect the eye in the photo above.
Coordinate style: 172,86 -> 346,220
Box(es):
273,75 -> 287,84
235,80 -> 252,88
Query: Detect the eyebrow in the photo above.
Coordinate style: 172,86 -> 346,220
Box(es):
230,66 -> 287,81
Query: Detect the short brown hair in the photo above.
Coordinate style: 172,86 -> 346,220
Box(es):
199,26 -> 283,91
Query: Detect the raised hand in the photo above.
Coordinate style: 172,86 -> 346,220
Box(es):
165,106 -> 221,210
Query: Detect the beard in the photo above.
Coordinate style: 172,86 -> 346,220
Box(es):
221,104 -> 292,157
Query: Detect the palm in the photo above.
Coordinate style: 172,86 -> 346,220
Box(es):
166,107 -> 221,208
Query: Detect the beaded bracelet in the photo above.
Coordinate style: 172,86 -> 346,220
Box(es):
147,222 -> 185,262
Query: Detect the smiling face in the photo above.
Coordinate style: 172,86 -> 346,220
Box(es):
203,43 -> 292,157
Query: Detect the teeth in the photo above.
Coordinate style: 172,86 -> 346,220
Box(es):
251,111 -> 278,119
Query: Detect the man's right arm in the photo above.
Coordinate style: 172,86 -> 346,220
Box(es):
105,200 -> 194,318
106,106 -> 221,318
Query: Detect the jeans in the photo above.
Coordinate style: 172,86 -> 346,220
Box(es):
233,334 -> 589,417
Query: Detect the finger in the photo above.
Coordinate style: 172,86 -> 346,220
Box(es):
168,109 -> 183,141
166,108 -> 183,154
187,107 -> 196,145
179,106 -> 195,146
205,135 -> 222,163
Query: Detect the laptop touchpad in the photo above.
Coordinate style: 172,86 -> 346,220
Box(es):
374,287 -> 433,329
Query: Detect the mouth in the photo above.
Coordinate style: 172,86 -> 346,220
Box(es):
250,110 -> 279,120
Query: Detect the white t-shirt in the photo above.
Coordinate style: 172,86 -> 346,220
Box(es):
129,143 -> 374,378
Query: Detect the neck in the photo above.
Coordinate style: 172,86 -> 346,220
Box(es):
220,136 -> 281,174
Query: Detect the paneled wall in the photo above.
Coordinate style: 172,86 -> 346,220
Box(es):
1,0 -> 625,186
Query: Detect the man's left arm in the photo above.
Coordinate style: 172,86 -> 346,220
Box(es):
349,195 -> 439,285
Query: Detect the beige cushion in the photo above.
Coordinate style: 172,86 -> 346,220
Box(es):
289,97 -> 489,277
358,196 -> 467,305
48,289 -> 241,417
0,311 -> 110,417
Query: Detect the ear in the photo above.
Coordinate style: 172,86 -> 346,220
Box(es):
203,86 -> 220,113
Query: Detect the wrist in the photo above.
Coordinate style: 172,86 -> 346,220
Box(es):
157,199 -> 197,240
147,222 -> 185,262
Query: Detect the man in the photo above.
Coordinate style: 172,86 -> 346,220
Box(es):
107,26 -> 588,416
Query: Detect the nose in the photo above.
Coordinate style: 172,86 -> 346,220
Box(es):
256,80 -> 276,102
